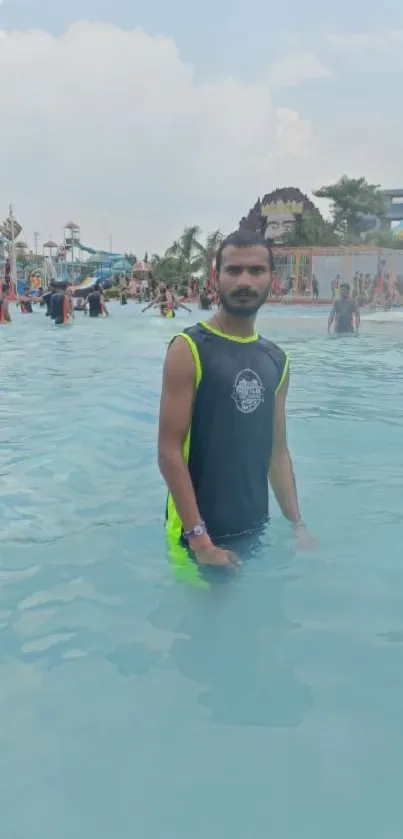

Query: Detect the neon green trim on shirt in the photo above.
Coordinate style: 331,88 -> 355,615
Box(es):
200,321 -> 258,343
275,352 -> 290,395
165,332 -> 202,543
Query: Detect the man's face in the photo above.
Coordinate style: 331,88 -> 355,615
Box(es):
217,245 -> 271,317
340,285 -> 350,299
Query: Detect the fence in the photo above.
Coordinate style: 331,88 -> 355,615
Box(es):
272,246 -> 403,299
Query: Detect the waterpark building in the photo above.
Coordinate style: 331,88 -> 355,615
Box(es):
380,189 -> 403,226
239,186 -> 403,298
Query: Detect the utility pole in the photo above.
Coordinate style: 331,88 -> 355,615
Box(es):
34,231 -> 40,259
9,204 -> 18,299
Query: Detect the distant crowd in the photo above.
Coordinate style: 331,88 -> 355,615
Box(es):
2,256 -> 402,313
331,269 -> 403,309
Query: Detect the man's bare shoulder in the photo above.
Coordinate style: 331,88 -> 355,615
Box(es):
164,335 -> 196,379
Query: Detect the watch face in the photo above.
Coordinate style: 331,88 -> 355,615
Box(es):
194,525 -> 204,536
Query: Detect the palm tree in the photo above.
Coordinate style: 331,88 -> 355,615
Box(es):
166,225 -> 204,281
197,229 -> 223,285
124,251 -> 137,266
149,227 -> 224,288
150,253 -> 185,287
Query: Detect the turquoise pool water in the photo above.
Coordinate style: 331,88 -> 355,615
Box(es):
1,303 -> 403,839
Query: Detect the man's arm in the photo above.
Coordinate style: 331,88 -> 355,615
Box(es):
158,338 -> 207,537
268,370 -> 302,526
328,302 -> 336,333
158,338 -> 237,565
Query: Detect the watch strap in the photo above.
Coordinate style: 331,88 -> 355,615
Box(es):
183,522 -> 207,541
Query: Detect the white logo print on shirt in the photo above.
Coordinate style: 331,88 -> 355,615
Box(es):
231,369 -> 265,414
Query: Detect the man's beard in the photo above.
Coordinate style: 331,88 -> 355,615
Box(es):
219,286 -> 269,317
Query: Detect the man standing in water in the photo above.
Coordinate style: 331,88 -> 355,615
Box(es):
158,230 -> 314,568
42,281 -> 56,317
328,282 -> 360,334
86,283 -> 109,318
51,282 -> 73,325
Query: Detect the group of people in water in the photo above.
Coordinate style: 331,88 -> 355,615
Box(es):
0,280 -> 110,324
141,284 -> 215,318
0,274 -> 218,325
331,268 -> 403,310
0,270 -> 360,334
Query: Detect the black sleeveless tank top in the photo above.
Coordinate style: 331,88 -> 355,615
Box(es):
166,322 -> 288,541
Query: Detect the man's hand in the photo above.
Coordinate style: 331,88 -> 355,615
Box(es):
188,534 -> 240,569
293,522 -> 317,551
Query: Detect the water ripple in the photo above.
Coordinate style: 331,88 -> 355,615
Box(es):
2,303 -> 403,837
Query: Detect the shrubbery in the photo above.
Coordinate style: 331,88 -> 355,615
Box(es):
104,287 -> 121,300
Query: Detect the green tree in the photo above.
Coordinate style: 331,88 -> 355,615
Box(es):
360,229 -> 403,249
197,229 -> 223,284
165,225 -> 204,280
314,176 -> 386,241
284,213 -> 339,247
149,253 -> 185,287
150,227 -> 224,288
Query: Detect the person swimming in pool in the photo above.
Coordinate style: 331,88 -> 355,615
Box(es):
328,282 -> 360,335
142,283 -> 174,317
156,284 -> 175,317
158,229 -> 315,570
142,283 -> 191,317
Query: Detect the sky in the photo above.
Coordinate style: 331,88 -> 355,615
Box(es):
1,0 -> 402,254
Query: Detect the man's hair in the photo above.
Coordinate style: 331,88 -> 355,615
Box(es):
341,282 -> 350,291
215,229 -> 274,274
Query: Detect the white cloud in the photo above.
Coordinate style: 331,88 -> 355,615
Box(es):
0,22 -> 317,253
327,30 -> 403,54
275,109 -> 316,156
269,52 -> 330,89
0,22 -> 401,255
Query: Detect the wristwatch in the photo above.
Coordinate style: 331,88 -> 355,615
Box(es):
183,522 -> 208,541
